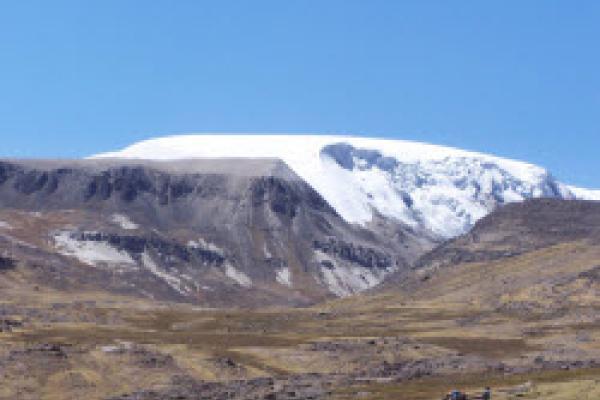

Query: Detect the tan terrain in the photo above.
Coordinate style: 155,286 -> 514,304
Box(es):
0,159 -> 599,399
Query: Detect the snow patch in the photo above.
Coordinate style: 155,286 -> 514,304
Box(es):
187,238 -> 224,255
315,251 -> 390,297
141,252 -> 187,295
276,267 -> 291,287
111,214 -> 139,230
225,264 -> 252,287
53,231 -> 135,267
263,243 -> 272,259
0,221 -> 12,230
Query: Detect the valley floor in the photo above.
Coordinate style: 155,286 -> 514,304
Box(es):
1,270 -> 600,400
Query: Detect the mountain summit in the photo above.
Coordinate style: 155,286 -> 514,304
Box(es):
95,134 -> 600,238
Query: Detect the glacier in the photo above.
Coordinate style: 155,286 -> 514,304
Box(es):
94,134 -> 600,238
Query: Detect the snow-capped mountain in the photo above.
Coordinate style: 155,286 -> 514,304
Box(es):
0,135 -> 597,305
95,134 -> 600,238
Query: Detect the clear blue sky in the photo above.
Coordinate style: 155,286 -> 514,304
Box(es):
1,1 -> 598,187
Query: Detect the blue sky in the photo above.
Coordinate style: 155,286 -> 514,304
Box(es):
0,1 -> 598,187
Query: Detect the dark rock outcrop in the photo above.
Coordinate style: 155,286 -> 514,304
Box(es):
0,158 -> 432,306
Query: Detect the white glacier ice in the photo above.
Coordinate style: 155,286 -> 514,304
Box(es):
94,134 -> 600,238
110,214 -> 139,230
276,267 -> 292,287
224,264 -> 252,287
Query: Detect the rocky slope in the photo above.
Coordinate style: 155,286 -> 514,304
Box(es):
414,198 -> 600,272
377,199 -> 600,316
0,158 -> 433,306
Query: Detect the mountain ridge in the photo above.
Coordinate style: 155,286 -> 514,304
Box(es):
0,158 -> 432,305
94,134 -> 600,238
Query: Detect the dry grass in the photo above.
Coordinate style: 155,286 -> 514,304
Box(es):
1,239 -> 600,398
333,368 -> 600,400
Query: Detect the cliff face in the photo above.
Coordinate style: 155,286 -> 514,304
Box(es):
0,159 -> 435,306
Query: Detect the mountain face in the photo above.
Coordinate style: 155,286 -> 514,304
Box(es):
0,135 -> 598,306
0,159 -> 430,306
95,135 -> 599,239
